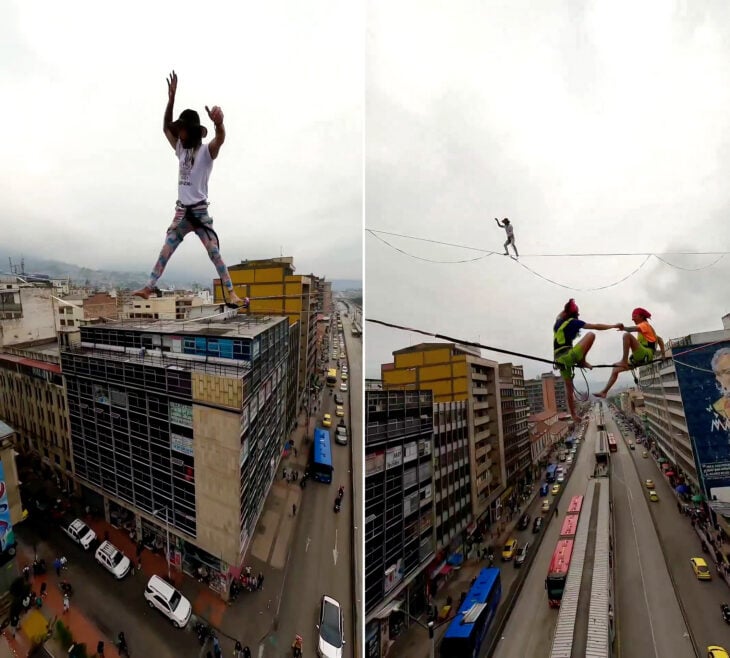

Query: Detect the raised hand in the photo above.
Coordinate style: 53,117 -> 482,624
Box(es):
167,71 -> 178,100
205,105 -> 224,126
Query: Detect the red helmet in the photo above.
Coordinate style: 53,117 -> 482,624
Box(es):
632,307 -> 651,319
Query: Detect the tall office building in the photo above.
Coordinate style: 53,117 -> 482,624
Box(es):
60,314 -> 289,597
499,364 -> 531,492
381,343 -> 506,523
639,315 -> 730,499
365,389 -> 434,657
525,372 -> 568,414
223,258 -> 319,431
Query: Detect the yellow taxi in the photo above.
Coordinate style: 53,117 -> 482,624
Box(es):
649,490 -> 659,502
708,646 -> 730,658
690,557 -> 712,580
341,372 -> 348,381
322,414 -> 332,428
642,451 -> 648,458
645,479 -> 655,489
335,405 -> 345,417
541,499 -> 550,512
551,483 -> 561,496
502,539 -> 518,561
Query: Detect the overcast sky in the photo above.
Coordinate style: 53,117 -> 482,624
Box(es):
2,0 -> 362,283
365,0 -> 730,392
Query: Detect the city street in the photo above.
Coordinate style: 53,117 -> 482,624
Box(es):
271,306 -> 358,657
611,410 -> 730,653
607,411 -> 693,658
492,420 -> 592,657
15,523 -> 194,658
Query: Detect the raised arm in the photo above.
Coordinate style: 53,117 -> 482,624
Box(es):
494,217 -> 504,227
206,105 -> 225,159
163,71 -> 178,149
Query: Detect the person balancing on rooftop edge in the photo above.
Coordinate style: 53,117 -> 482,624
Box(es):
132,70 -> 247,309
553,299 -> 623,422
595,307 -> 665,398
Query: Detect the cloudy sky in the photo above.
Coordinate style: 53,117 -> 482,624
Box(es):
366,0 -> 730,391
2,0 -> 362,283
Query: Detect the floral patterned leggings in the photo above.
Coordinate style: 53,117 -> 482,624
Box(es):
147,202 -> 234,291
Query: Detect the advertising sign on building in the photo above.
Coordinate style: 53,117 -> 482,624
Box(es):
170,401 -> 193,428
171,433 -> 194,457
385,445 -> 403,470
0,461 -> 15,552
673,342 -> 730,501
365,451 -> 385,476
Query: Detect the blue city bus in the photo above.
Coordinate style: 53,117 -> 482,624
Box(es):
439,568 -> 501,658
546,464 -> 558,483
311,428 -> 333,483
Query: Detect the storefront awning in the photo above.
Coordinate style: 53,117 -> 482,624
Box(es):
373,598 -> 402,619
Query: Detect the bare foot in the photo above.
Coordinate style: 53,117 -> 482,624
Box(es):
132,286 -> 153,300
594,392 -> 607,399
228,293 -> 250,308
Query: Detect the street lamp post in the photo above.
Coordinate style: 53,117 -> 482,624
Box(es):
153,506 -> 171,580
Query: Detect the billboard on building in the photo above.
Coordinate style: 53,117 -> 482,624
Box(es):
674,341 -> 730,502
0,460 -> 15,552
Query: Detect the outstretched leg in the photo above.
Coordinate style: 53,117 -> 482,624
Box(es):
616,332 -> 640,368
193,214 -> 245,306
133,207 -> 191,299
510,238 -> 519,258
564,377 -> 580,423
503,239 -> 510,256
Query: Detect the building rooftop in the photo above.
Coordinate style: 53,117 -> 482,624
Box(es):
84,313 -> 286,339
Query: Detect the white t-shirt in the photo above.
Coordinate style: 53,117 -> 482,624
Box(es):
176,140 -> 214,205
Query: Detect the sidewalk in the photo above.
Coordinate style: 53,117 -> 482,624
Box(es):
80,408 -> 315,653
4,541 -> 122,658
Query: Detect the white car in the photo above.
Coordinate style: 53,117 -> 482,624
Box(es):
340,382 -> 348,392
557,473 -> 565,484
335,425 -> 348,445
144,575 -> 192,628
95,541 -> 131,579
62,518 -> 97,550
317,595 -> 345,658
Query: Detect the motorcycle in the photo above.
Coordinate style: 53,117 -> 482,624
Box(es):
194,620 -> 213,645
338,486 -> 345,500
59,580 -> 73,596
292,635 -> 303,657
334,497 -> 341,513
722,603 -> 730,624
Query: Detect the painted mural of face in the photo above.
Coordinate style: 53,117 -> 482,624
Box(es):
715,352 -> 730,398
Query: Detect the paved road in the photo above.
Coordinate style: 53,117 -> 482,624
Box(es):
273,310 -> 355,658
492,422 -> 591,657
610,408 -> 730,655
607,410 -> 693,658
16,523 -> 194,658
342,306 -> 363,655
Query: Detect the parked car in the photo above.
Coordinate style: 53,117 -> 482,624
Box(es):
62,518 -> 97,550
95,541 -> 131,579
144,575 -> 192,628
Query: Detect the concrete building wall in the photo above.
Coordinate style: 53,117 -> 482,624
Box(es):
193,405 -> 241,565
192,372 -> 243,410
0,347 -> 71,484
0,287 -> 56,348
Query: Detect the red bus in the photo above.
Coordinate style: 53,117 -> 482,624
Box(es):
607,433 -> 618,453
567,495 -> 584,515
546,539 -> 574,607
560,514 -> 579,539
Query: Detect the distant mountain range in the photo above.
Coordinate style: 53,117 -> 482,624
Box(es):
0,250 -> 361,292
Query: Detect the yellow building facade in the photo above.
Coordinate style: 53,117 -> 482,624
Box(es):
382,343 -> 507,522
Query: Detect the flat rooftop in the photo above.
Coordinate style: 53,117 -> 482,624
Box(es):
84,313 -> 287,339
